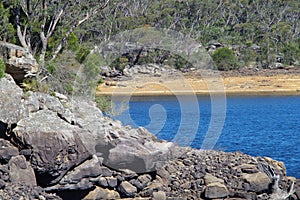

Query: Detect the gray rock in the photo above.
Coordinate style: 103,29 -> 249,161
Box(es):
26,92 -> 64,113
156,167 -> 170,181
133,174 -> 152,190
106,176 -> 118,188
239,164 -> 259,174
59,155 -> 101,185
12,109 -> 91,185
68,100 -> 104,154
0,75 -> 25,124
243,172 -> 272,193
205,182 -> 229,199
118,181 -> 137,197
99,166 -> 113,177
102,126 -> 173,173
120,168 -> 138,179
46,178 -> 93,191
24,92 -> 76,124
140,182 -> 164,197
83,187 -> 120,200
152,191 -> 166,200
98,177 -> 108,187
0,179 -> 6,189
204,173 -> 224,185
8,155 -> 37,186
0,139 -> 19,163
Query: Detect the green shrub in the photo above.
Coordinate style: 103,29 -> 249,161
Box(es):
95,96 -> 111,113
212,47 -> 239,71
97,78 -> 104,84
66,33 -> 80,51
0,58 -> 5,79
21,79 -> 50,93
76,47 -> 90,64
46,61 -> 57,74
281,42 -> 300,65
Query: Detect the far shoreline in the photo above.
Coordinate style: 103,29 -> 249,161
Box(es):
97,73 -> 300,97
97,89 -> 300,97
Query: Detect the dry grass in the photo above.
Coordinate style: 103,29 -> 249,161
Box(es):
97,72 -> 300,96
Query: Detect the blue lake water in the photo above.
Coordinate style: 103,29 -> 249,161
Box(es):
114,95 -> 300,178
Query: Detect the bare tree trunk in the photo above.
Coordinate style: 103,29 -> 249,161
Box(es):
51,0 -> 110,61
39,32 -> 47,68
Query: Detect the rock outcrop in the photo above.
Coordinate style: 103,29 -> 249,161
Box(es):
0,42 -> 39,83
0,75 -> 298,200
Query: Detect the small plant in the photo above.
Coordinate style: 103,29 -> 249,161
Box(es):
21,79 -> 50,93
97,78 -> 104,84
0,58 -> 5,79
46,61 -> 57,74
76,47 -> 90,64
66,33 -> 80,51
95,96 -> 111,113
64,84 -> 74,94
212,47 -> 239,71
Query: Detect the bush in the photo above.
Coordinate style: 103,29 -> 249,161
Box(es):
66,33 -> 80,51
21,79 -> 50,93
46,61 -> 57,74
76,47 -> 90,63
0,58 -> 6,79
95,96 -> 111,113
281,42 -> 300,65
212,47 -> 239,71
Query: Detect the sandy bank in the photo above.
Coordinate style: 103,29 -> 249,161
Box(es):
97,74 -> 300,96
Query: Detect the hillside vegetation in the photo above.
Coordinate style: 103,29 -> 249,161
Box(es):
0,0 -> 299,90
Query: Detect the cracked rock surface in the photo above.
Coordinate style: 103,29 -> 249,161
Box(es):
0,75 -> 298,200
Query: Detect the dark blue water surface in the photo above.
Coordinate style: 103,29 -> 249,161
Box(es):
114,95 -> 300,178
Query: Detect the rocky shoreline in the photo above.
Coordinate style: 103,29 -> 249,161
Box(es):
0,74 -> 299,199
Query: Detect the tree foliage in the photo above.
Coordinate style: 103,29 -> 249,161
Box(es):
80,0 -> 300,68
1,0 -> 300,72
0,2 -> 15,42
3,0 -> 109,67
212,47 -> 239,71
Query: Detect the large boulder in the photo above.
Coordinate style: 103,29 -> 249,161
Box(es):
243,172 -> 272,193
0,41 -> 38,83
69,100 -> 174,174
0,75 -> 25,125
95,121 -> 174,173
204,182 -> 229,199
12,109 -> 91,185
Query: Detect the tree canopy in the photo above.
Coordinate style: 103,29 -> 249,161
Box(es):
1,0 -> 300,68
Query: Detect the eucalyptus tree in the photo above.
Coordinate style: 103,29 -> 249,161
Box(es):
0,2 -> 15,42
5,0 -> 109,67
